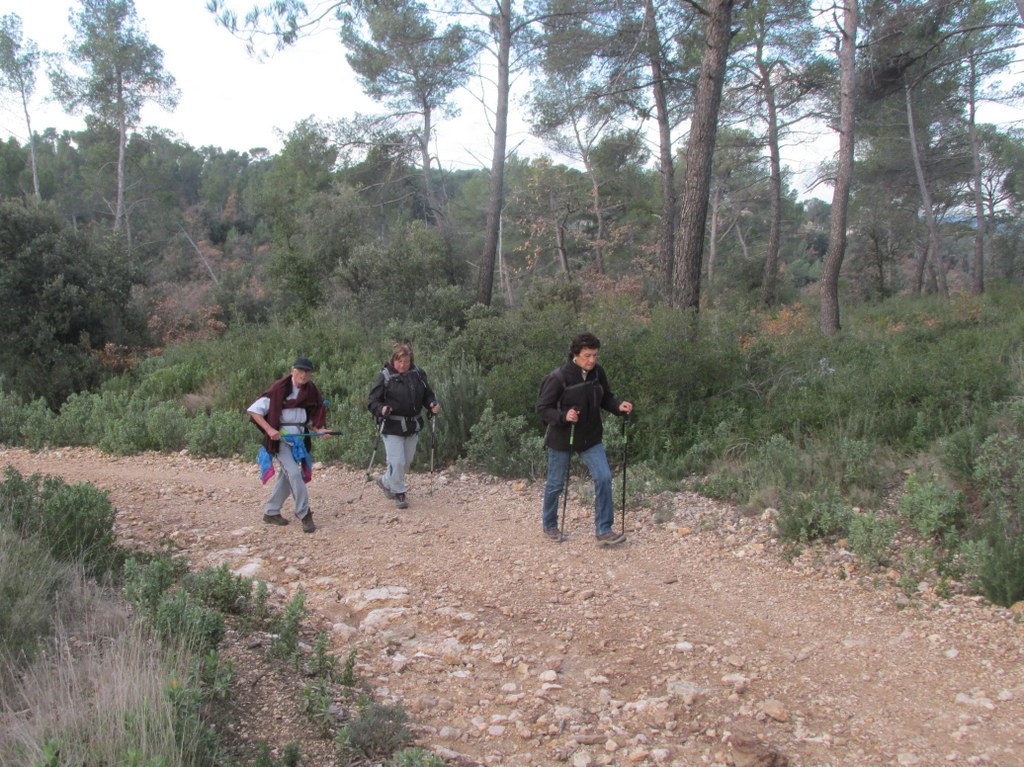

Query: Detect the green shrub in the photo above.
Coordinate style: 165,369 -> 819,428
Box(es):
269,591 -> 307,662
463,401 -> 544,479
775,489 -> 852,542
337,702 -> 412,761
19,399 -> 56,450
135,361 -> 204,400
0,528 -> 75,664
186,411 -> 252,457
185,564 -> 252,615
145,400 -> 190,451
54,391 -> 113,446
123,555 -> 184,618
0,468 -> 119,577
0,389 -> 23,445
847,511 -> 897,568
154,590 -> 225,653
898,473 -> 964,540
390,748 -> 446,767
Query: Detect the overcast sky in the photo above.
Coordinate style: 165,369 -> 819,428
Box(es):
1,0 -> 539,170
4,1 -> 1022,200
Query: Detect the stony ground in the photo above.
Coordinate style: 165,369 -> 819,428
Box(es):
3,446 -> 1023,767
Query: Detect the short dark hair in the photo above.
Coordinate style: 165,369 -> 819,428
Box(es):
569,332 -> 601,358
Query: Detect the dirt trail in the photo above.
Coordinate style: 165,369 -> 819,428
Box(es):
3,446 -> 1023,766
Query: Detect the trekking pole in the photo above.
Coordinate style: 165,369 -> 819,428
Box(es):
620,413 -> 630,537
428,411 -> 437,473
559,419 -> 576,537
365,419 -> 385,480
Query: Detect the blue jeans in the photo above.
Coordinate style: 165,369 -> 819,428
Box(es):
542,443 -> 614,535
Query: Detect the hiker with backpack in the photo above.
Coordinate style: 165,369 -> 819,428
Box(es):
248,357 -> 332,533
537,332 -> 633,545
367,342 -> 441,510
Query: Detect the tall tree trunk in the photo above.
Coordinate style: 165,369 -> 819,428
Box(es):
967,57 -> 986,295
819,0 -> 858,336
759,55 -> 783,307
420,103 -> 445,227
673,0 -> 734,310
18,89 -> 40,200
586,166 -> 605,273
707,180 -> 722,290
913,236 -> 928,295
644,0 -> 676,293
475,0 -> 512,306
115,110 -> 127,230
905,83 -> 948,298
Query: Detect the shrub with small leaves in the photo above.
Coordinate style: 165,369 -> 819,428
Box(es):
775,489 -> 852,542
186,411 -> 253,457
154,590 -> 225,653
336,702 -> 412,761
898,473 -> 964,540
389,748 -> 446,767
185,563 -> 252,615
463,401 -> 544,479
269,590 -> 307,661
847,511 -> 897,568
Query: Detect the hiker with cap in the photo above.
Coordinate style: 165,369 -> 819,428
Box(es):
367,342 -> 441,509
248,357 -> 332,533
537,331 -> 633,545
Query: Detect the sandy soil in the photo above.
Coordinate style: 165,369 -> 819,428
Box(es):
2,446 -> 1023,767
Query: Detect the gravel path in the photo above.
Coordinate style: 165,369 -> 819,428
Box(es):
3,446 -> 1023,767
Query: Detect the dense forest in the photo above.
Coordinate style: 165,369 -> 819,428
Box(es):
3,0 -> 1024,603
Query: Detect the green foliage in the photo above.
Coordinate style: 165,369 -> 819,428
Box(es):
338,648 -> 359,688
308,631 -> 339,680
0,527 -> 75,665
847,511 -> 897,568
184,564 -> 252,615
389,748 -> 446,767
301,680 -> 337,738
269,590 -> 307,662
123,554 -> 185,617
153,590 -> 225,653
185,411 -> 252,457
0,467 -> 119,576
463,401 -> 544,478
0,200 -> 146,408
775,489 -> 852,543
336,701 -> 412,761
898,473 -> 964,540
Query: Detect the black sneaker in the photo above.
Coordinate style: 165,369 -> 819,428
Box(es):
263,513 -> 289,526
394,493 -> 408,510
595,530 -> 626,546
301,512 -> 316,533
376,477 -> 395,499
544,527 -> 565,542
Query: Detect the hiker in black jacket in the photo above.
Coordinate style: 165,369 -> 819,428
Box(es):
368,342 -> 440,509
537,332 -> 633,545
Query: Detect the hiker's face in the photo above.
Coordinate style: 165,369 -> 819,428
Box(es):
574,347 -> 599,372
393,354 -> 411,373
291,367 -> 312,386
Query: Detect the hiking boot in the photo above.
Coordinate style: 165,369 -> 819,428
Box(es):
301,512 -> 316,533
263,513 -> 289,526
394,493 -> 408,510
544,527 -> 565,542
595,530 -> 626,546
376,476 -> 395,499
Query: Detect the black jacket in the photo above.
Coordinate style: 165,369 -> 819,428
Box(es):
537,360 -> 622,452
367,364 -> 438,436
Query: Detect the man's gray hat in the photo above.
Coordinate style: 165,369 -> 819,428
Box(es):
292,357 -> 315,371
